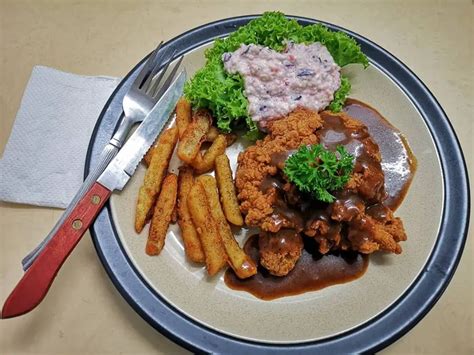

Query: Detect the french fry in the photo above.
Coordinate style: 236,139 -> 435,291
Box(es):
177,109 -> 211,163
146,174 -> 178,255
197,175 -> 257,279
215,154 -> 244,226
205,127 -> 237,147
177,167 -> 205,263
187,181 -> 227,276
225,133 -> 237,147
142,136 -> 159,167
170,205 -> 178,224
205,126 -> 219,142
143,148 -> 154,167
135,127 -> 178,233
176,97 -> 192,139
190,134 -> 227,174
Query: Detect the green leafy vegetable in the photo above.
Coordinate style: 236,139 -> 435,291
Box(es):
283,144 -> 354,203
184,11 -> 368,136
328,76 -> 351,112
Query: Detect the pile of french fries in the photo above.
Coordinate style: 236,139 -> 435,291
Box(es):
134,98 -> 256,279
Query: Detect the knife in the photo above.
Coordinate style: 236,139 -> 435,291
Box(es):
1,70 -> 186,319
20,44 -> 182,271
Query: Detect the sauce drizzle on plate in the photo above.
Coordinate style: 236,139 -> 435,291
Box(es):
225,235 -> 368,300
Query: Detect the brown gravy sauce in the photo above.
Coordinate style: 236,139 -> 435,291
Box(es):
344,99 -> 417,209
225,235 -> 369,300
225,99 -> 416,300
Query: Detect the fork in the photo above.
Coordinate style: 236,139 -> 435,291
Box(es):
21,42 -> 184,271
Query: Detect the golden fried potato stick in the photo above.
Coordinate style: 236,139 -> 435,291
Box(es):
146,173 -> 178,255
205,126 -> 220,142
170,205 -> 178,224
142,136 -> 159,167
143,148 -> 154,167
187,181 -> 227,276
205,127 -> 236,147
177,109 -> 211,164
215,154 -> 244,226
191,134 -> 227,174
197,175 -> 257,279
177,167 -> 205,263
176,97 -> 192,139
135,127 -> 178,233
225,133 -> 237,147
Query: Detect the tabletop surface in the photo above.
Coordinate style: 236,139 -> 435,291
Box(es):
0,0 -> 472,354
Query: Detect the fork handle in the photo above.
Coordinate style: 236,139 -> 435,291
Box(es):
2,182 -> 112,319
109,113 -> 134,148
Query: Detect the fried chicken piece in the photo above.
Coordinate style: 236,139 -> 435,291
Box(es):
319,111 -> 386,202
237,108 -> 408,256
304,216 -> 344,254
236,109 -> 322,230
345,201 -> 406,254
330,191 -> 365,222
366,203 -> 407,249
305,203 -> 406,254
348,212 -> 406,254
258,229 -> 303,276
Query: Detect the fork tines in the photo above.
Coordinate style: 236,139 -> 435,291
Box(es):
133,41 -> 183,93
133,43 -> 183,101
152,53 -> 184,98
133,41 -> 164,90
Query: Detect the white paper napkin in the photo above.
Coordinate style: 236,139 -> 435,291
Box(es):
0,66 -> 121,208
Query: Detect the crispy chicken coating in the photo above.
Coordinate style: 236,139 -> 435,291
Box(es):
235,108 -> 322,229
259,230 -> 303,276
236,108 -> 408,262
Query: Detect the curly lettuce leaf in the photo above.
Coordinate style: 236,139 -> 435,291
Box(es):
328,75 -> 351,112
184,11 -> 368,136
298,24 -> 369,68
184,62 -> 248,132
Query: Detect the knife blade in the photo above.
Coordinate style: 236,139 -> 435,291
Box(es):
1,70 -> 186,319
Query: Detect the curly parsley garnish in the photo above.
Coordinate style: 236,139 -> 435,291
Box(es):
283,144 -> 354,203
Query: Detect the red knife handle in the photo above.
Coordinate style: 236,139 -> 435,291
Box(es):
1,182 -> 112,319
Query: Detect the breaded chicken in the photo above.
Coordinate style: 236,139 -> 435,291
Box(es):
259,230 -> 303,276
236,108 -> 408,259
236,108 -> 322,229
305,205 -> 407,255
